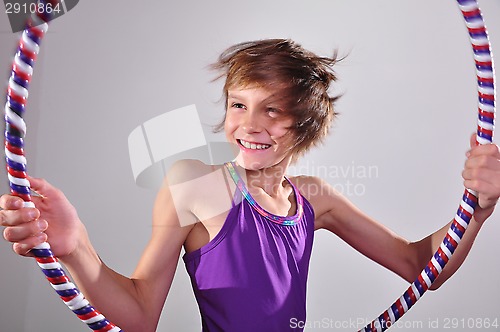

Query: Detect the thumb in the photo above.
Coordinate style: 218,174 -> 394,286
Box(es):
27,176 -> 54,198
470,132 -> 479,149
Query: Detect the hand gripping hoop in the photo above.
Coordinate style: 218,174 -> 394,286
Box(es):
3,0 -> 495,331
4,1 -> 122,331
360,0 -> 495,331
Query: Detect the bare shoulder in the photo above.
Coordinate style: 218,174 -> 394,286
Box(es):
288,175 -> 341,218
289,174 -> 363,231
166,159 -> 229,192
289,175 -> 337,198
164,159 -> 233,224
166,159 -> 215,185
289,175 -> 329,192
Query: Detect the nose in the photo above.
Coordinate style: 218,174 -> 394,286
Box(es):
241,109 -> 262,133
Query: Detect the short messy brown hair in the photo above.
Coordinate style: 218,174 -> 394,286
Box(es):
211,38 -> 342,156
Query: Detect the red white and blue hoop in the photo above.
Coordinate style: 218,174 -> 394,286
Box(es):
4,1 -> 122,331
360,0 -> 495,331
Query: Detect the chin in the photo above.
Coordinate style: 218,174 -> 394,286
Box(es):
235,153 -> 289,172
235,155 -> 265,170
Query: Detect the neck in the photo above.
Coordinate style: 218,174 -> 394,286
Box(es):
238,157 -> 292,198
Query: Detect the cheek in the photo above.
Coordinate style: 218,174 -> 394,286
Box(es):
224,113 -> 236,132
224,115 -> 240,143
270,131 -> 296,149
269,120 -> 294,141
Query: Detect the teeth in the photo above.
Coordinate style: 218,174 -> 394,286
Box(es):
240,139 -> 270,150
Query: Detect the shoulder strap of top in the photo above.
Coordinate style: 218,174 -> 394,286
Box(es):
224,161 -> 303,226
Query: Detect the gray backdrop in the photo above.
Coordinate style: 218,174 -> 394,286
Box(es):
1,0 -> 499,331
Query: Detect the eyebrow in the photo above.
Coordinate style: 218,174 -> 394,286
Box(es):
227,92 -> 244,100
227,91 -> 281,103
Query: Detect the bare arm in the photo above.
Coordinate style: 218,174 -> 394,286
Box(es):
311,181 -> 418,283
1,168 -> 195,332
304,139 -> 499,289
413,138 -> 500,289
61,176 -> 193,331
310,178 -> 488,289
409,215 -> 484,290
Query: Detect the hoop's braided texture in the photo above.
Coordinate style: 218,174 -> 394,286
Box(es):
359,0 -> 495,331
4,4 -> 122,332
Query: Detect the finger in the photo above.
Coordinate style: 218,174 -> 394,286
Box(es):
0,194 -> 25,210
470,132 -> 478,149
465,154 -> 496,170
12,233 -> 47,257
466,143 -> 500,161
463,173 -> 500,197
463,178 -> 487,196
0,207 -> 39,227
27,176 -> 54,198
3,219 -> 47,243
462,165 -> 500,182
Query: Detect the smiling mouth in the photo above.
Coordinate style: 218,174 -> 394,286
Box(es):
238,139 -> 271,150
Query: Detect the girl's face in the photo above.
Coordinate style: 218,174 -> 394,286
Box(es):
224,86 -> 296,171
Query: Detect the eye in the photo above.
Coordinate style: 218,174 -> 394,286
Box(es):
231,102 -> 246,109
266,107 -> 281,118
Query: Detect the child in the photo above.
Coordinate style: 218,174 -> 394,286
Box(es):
1,39 -> 500,332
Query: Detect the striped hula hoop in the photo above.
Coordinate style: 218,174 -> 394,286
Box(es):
359,0 -> 495,331
4,1 -> 122,331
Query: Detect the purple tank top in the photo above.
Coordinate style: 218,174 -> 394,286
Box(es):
183,162 -> 315,331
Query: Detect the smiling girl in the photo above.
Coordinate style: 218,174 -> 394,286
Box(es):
1,39 -> 500,332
